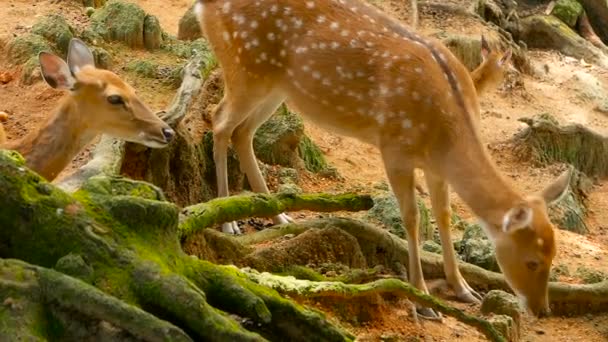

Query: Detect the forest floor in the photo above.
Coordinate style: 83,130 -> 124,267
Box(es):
0,0 -> 607,341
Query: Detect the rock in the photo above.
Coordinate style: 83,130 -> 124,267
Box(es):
143,15 -> 163,50
575,266 -> 607,284
278,182 -> 303,195
85,7 -> 96,17
366,193 -> 433,240
90,47 -> 112,69
91,0 -> 146,48
488,314 -> 519,342
551,0 -> 584,27
7,34 -> 52,65
571,71 -> 607,102
178,5 -> 203,41
31,14 -> 74,56
481,290 -> 522,326
125,60 -> 158,78
596,101 -> 608,115
82,0 -> 106,7
20,56 -> 42,85
549,263 -> 570,281
278,167 -> 299,184
421,240 -> 442,254
456,224 -> 499,272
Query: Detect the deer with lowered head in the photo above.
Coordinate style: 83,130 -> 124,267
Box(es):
0,39 -> 175,181
194,0 -> 571,319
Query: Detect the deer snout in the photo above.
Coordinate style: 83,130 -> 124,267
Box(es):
162,127 -> 175,142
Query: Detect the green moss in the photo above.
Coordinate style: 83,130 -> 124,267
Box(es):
298,135 -> 329,173
90,0 -> 146,48
442,34 -> 483,71
31,14 -> 74,56
455,224 -> 499,272
575,266 -> 607,284
7,34 -> 53,65
20,57 -> 41,85
125,60 -> 158,78
90,46 -> 112,69
279,265 -> 327,281
366,193 -> 433,240
80,175 -> 166,200
551,0 -> 584,27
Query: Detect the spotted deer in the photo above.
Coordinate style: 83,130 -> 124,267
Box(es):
194,0 -> 571,318
0,39 -> 175,181
472,35 -> 513,96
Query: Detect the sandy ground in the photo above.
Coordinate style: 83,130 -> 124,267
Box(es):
0,0 -> 607,341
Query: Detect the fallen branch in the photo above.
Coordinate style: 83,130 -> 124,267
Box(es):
57,53 -> 206,192
242,268 -> 506,342
178,192 -> 374,239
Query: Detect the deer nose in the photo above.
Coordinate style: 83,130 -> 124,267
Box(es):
162,127 -> 175,142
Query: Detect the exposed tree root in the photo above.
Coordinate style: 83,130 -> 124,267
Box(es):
178,192 -> 374,239
232,218 -> 608,316
513,115 -> 608,179
242,268 -> 506,342
0,150 -> 352,341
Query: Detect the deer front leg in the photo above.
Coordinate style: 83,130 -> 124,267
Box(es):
383,159 -> 441,320
231,96 -> 294,226
425,172 -> 483,303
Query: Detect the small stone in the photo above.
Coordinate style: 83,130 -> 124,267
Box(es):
489,314 -> 519,342
481,290 -> 522,326
85,7 -> 95,17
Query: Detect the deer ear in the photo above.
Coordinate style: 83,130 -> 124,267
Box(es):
67,38 -> 95,75
540,166 -> 572,205
39,52 -> 76,90
502,204 -> 533,233
481,35 -> 490,60
498,48 -> 512,66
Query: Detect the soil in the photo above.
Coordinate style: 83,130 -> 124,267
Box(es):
0,0 -> 607,341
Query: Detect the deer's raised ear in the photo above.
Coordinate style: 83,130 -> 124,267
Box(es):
499,48 -> 512,66
540,166 -> 573,205
67,38 -> 95,75
502,204 -> 533,233
39,52 -> 76,90
481,35 -> 490,60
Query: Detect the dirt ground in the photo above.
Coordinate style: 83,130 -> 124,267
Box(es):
0,0 -> 607,341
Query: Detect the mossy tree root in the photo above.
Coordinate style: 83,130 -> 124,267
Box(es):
0,150 -> 352,341
242,269 -> 506,342
236,218 -> 608,316
178,192 -> 374,239
1,258 -> 192,341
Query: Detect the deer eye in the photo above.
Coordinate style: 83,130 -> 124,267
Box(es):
526,261 -> 539,271
107,95 -> 124,105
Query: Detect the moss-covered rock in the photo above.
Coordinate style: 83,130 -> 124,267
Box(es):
90,46 -> 112,69
81,0 -> 107,7
575,266 -> 607,284
298,135 -> 330,173
456,224 -> 499,272
31,14 -> 75,57
55,253 -> 94,283
551,0 -> 584,27
366,193 -> 433,240
549,263 -> 571,281
488,315 -> 519,342
90,0 -> 146,48
178,5 -> 203,41
20,56 -> 42,85
253,105 -> 306,169
143,15 -> 163,50
125,60 -> 158,78
481,290 -> 522,325
441,34 -> 486,71
421,240 -> 442,254
7,34 -> 53,65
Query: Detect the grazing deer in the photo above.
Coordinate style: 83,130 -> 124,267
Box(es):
194,0 -> 571,318
0,39 -> 175,181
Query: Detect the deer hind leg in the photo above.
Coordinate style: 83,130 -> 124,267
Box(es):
231,94 -> 293,226
212,86 -> 277,234
382,156 -> 441,320
424,171 -> 483,303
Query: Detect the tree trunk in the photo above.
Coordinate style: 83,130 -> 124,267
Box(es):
578,0 -> 608,44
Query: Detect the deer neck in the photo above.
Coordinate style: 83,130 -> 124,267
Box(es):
6,98 -> 97,181
437,131 -> 523,239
